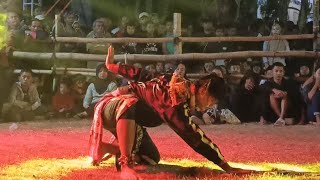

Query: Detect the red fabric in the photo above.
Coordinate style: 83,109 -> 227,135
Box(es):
106,64 -> 119,74
52,92 -> 75,112
88,92 -> 138,164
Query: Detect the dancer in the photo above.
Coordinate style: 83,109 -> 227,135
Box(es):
89,46 -> 252,179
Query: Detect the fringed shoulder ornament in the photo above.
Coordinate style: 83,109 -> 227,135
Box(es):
169,74 -> 195,109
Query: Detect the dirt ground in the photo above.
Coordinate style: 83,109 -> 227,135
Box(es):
0,119 -> 319,179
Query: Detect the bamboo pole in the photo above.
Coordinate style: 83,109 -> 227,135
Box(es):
12,68 -> 251,79
13,69 -> 96,76
180,34 -> 319,42
52,14 -> 60,92
12,51 -> 319,62
55,34 -> 320,44
54,67 -> 96,72
313,0 -> 320,69
55,37 -> 173,44
173,13 -> 182,54
13,69 -> 53,74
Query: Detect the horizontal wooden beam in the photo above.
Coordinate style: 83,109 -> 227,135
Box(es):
54,34 -> 320,44
13,51 -> 319,62
55,37 -> 173,44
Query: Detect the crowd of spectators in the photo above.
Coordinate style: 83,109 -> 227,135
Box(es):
1,5 -> 320,126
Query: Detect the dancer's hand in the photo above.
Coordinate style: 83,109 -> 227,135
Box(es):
105,45 -> 115,67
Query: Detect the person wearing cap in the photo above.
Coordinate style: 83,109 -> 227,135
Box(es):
138,12 -> 150,32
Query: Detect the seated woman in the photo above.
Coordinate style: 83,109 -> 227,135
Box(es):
82,63 -> 118,117
301,65 -> 320,125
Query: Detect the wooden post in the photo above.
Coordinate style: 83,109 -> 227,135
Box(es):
173,13 -> 182,54
313,0 -> 319,51
313,0 -> 320,71
52,14 -> 60,92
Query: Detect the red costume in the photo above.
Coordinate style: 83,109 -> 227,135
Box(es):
89,63 -> 226,167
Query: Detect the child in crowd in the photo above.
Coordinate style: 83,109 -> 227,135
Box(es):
71,74 -> 88,117
51,77 -> 75,118
2,69 -> 44,122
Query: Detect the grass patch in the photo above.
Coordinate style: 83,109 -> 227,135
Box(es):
0,157 -> 319,179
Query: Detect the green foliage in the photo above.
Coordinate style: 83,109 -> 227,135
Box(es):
0,13 -> 7,50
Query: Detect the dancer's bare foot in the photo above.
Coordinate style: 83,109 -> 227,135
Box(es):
120,165 -> 139,180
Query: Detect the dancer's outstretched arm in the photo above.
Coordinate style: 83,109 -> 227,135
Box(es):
105,46 -> 151,82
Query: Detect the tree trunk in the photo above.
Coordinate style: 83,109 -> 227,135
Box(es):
298,0 -> 311,33
279,0 -> 290,24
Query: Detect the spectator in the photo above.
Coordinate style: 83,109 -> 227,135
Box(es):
212,66 -> 225,78
71,0 -> 93,29
230,71 -> 262,122
2,69 -> 44,122
111,16 -> 129,37
86,19 -> 112,54
98,17 -> 113,33
141,23 -> 162,54
156,23 -> 166,37
260,62 -> 304,125
5,11 -> 24,55
23,19 -> 50,53
138,12 -> 150,33
196,17 -> 215,53
51,77 -> 75,118
145,64 -> 156,76
301,65 -> 320,125
164,62 -> 175,73
56,11 -> 85,53
162,21 -> 175,54
294,65 -> 311,85
120,20 -> 141,54
203,61 -> 214,73
182,22 -> 197,53
71,74 -> 88,116
263,23 -> 290,69
77,64 -> 117,118
72,21 -> 86,37
155,62 -> 164,74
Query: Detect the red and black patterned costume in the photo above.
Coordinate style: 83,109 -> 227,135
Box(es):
98,63 -> 226,166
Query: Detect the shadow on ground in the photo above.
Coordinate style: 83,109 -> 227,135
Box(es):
62,163 -> 320,180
